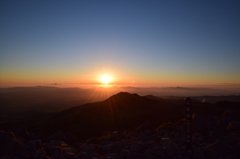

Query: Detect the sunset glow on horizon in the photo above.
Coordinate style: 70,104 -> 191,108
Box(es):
0,1 -> 240,90
99,74 -> 113,85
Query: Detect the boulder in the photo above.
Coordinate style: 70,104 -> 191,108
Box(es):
0,131 -> 24,156
204,148 -> 218,159
44,140 -> 65,157
84,144 -> 100,153
136,121 -> 153,132
154,136 -> 162,143
74,152 -> 102,159
151,146 -> 165,157
130,143 -> 142,152
27,140 -> 42,150
227,121 -> 240,131
144,149 -> 154,159
110,131 -> 123,141
111,142 -> 124,153
160,137 -> 170,147
192,132 -> 206,143
193,148 -> 205,159
119,149 -> 130,158
20,139 -> 42,158
59,152 -> 75,159
205,140 -> 230,156
13,126 -> 30,139
47,131 -> 77,145
33,150 -> 50,159
164,141 -> 179,157
192,113 -> 208,133
45,140 -> 62,149
85,137 -> 101,145
126,152 -> 145,159
101,144 -> 112,153
105,153 -> 120,159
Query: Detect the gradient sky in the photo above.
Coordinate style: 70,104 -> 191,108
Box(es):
1,0 -> 240,87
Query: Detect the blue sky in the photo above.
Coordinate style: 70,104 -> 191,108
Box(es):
1,0 -> 240,87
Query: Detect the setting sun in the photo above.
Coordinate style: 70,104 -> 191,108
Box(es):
100,74 -> 112,85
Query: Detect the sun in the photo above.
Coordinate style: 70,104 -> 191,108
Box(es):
100,74 -> 112,85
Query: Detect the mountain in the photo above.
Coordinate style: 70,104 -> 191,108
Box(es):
44,92 -> 190,139
1,92 -> 240,158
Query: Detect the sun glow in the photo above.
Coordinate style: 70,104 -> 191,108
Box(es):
100,74 -> 112,85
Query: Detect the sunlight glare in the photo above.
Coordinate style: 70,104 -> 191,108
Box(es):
100,74 -> 112,85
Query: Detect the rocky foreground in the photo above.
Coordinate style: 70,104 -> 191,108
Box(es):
1,109 -> 240,159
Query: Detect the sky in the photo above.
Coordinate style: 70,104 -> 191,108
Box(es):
1,0 -> 240,88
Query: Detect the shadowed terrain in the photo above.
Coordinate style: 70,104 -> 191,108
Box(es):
0,90 -> 240,158
45,92 -> 187,138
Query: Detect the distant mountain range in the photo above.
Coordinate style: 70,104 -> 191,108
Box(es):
39,92 -> 183,138
1,86 -> 239,113
41,92 -> 239,139
1,91 -> 240,158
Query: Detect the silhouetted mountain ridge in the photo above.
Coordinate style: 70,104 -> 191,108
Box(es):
46,92 -> 187,139
1,92 -> 240,158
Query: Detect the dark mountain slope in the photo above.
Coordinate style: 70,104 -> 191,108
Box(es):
40,92 -> 240,140
45,92 -> 188,139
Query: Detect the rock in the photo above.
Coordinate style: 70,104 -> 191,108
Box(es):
231,145 -> 240,157
192,113 -> 208,133
101,144 -> 112,152
177,138 -> 185,147
50,152 -> 61,159
126,152 -> 145,159
111,142 -> 124,153
160,129 -> 169,136
173,131 -> 180,138
45,140 -> 62,149
44,140 -> 64,157
85,137 -> 101,145
144,129 -> 153,136
74,152 -> 102,159
164,146 -> 174,157
207,132 -> 219,143
193,132 -> 206,143
130,143 -> 141,152
110,131 -> 123,141
193,148 -> 205,159
224,154 -> 239,159
82,144 -> 93,152
160,137 -> 170,147
227,121 -> 240,131
156,122 -> 175,132
140,141 -> 155,150
205,140 -> 230,156
119,149 -> 130,158
59,152 -> 75,159
105,153 -> 120,159
154,136 -> 162,143
27,140 -> 42,150
144,149 -> 154,159
0,131 -> 24,156
47,131 -> 65,142
33,150 -> 50,159
20,139 -> 42,158
137,121 -> 153,132
64,132 -> 78,145
210,130 -> 227,139
151,146 -> 165,157
224,109 -> 235,116
204,148 -> 218,159
13,127 -> 30,139
164,141 -> 177,157
47,131 -> 77,145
